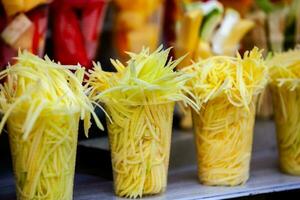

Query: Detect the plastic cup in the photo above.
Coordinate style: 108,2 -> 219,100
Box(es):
271,86 -> 300,175
8,113 -> 80,200
192,97 -> 256,186
106,102 -> 174,198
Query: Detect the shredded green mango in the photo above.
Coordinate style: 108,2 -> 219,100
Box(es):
269,49 -> 300,175
88,46 -> 198,198
0,51 -> 103,200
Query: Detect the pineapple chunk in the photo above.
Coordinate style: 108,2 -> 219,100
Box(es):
1,14 -> 34,50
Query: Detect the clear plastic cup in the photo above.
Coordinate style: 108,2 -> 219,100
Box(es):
106,102 -> 174,198
8,113 -> 80,200
192,97 -> 256,186
271,86 -> 300,175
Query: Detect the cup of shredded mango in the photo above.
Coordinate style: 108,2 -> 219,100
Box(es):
0,51 -> 102,200
183,48 -> 267,186
268,50 -> 300,175
87,46 -> 198,198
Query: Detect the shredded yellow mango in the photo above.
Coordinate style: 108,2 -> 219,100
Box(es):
0,51 -> 103,199
183,48 -> 267,186
268,49 -> 300,175
183,48 -> 267,109
88,46 -> 197,108
88,46 -> 198,198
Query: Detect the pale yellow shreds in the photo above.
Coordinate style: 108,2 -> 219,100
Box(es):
268,49 -> 300,91
268,49 -> 300,175
107,102 -> 174,198
87,46 -> 199,198
0,50 -> 103,138
87,46 -> 199,110
183,48 -> 267,186
182,47 -> 268,110
192,98 -> 256,186
0,51 -> 104,200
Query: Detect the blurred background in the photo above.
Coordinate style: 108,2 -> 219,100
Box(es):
0,0 -> 300,199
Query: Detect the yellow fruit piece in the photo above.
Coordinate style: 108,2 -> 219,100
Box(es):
267,8 -> 288,52
113,0 -> 164,61
114,0 -> 163,17
1,0 -> 47,16
1,14 -> 33,49
175,9 -> 203,69
222,19 -> 254,55
116,11 -> 146,30
194,40 -> 212,60
212,9 -> 254,56
127,25 -> 159,54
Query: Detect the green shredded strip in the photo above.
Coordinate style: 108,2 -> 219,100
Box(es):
0,51 -> 103,199
88,46 -> 198,198
268,49 -> 300,175
183,48 -> 268,186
